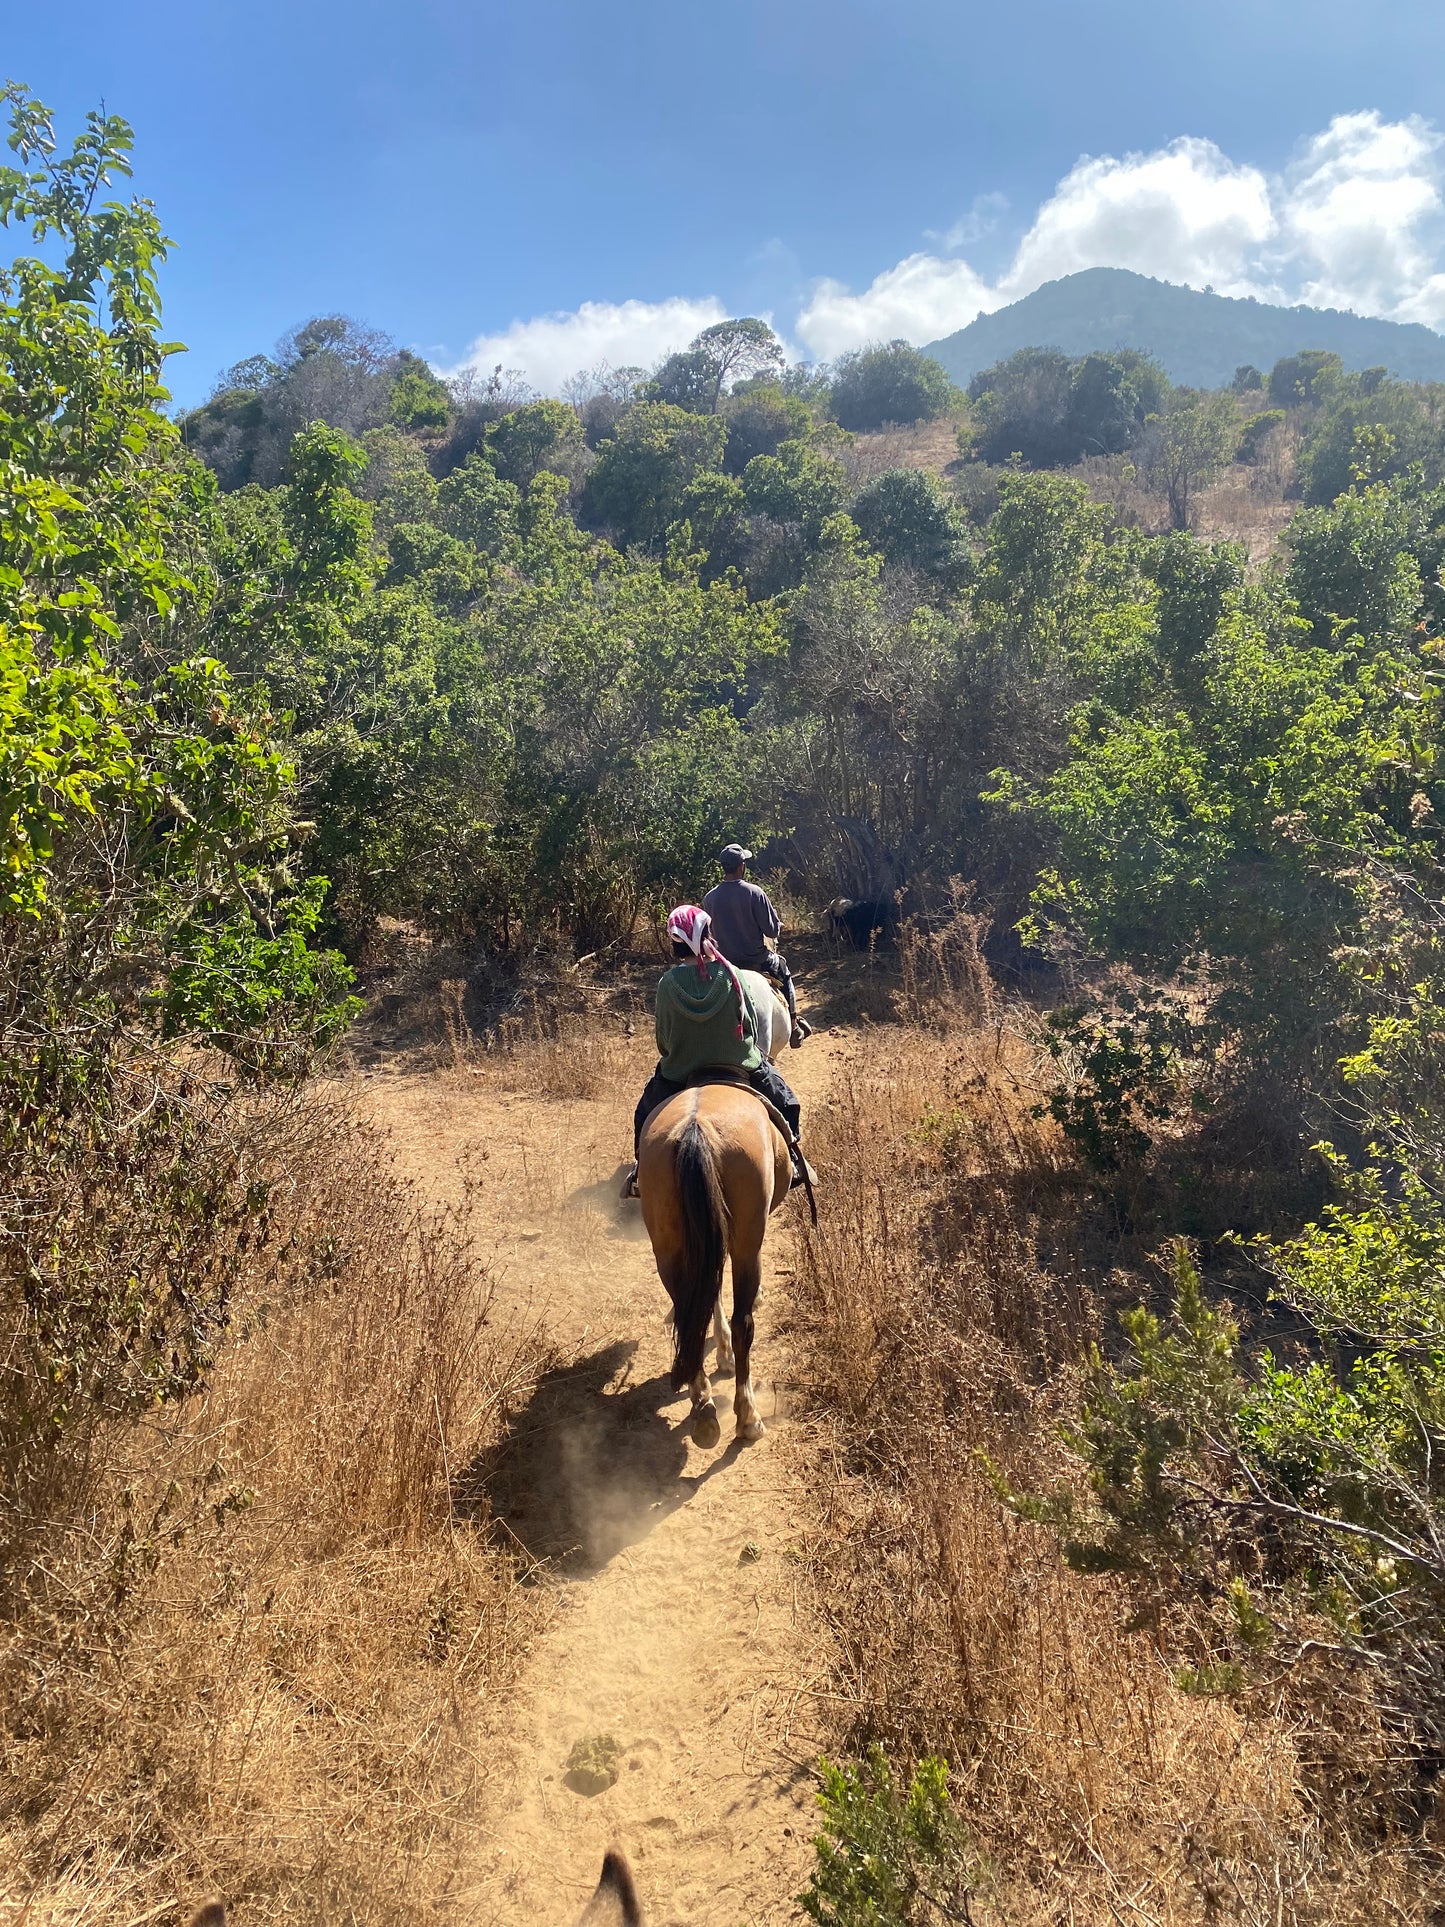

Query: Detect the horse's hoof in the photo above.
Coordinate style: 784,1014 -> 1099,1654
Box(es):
736,1416 -> 767,1443
693,1403 -> 722,1449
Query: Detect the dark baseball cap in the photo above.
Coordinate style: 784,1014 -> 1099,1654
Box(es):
719,842 -> 753,867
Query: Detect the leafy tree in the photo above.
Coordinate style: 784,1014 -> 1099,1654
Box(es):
1268,349 -> 1345,409
648,318 -> 783,416
970,471 -> 1113,663
1139,389 -> 1238,529
850,467 -> 972,591
1236,407 -> 1286,464
648,346 -> 725,412
358,424 -> 440,531
1283,479 -> 1442,645
830,340 -> 959,433
692,317 -> 783,408
967,347 -> 1166,467
437,449 -> 522,556
1066,349 -> 1169,455
387,349 -> 451,429
742,438 -> 849,541
722,380 -> 813,472
467,483 -> 784,945
678,470 -> 749,576
486,396 -> 586,487
778,520 -> 967,855
584,402 -> 727,548
966,347 -> 1075,465
1298,373 -> 1445,504
996,485 -> 1439,1093
1140,529 -> 1244,678
1232,363 -> 1264,392
0,86 -> 355,1422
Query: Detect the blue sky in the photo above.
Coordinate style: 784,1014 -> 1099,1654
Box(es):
9,0 -> 1445,405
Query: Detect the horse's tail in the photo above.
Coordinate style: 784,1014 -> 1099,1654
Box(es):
671,1116 -> 729,1390
578,1849 -> 643,1926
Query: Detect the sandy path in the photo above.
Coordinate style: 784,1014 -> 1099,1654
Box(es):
354,1024 -> 844,1926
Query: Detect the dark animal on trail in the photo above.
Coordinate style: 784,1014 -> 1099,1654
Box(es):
827,895 -> 898,949
184,1846 -> 644,1927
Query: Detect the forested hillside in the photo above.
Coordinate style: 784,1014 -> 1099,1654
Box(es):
925,265 -> 1445,388
9,85 -> 1445,1920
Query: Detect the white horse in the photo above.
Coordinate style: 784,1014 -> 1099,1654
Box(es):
739,968 -> 792,1061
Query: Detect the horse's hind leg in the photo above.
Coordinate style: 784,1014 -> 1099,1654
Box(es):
713,1297 -> 734,1375
688,1363 -> 721,1449
652,1249 -> 722,1448
730,1253 -> 764,1441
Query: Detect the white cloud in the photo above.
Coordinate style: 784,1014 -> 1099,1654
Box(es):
926,191 -> 1010,252
794,112 -> 1445,358
445,112 -> 1445,390
1279,112 -> 1445,321
444,294 -> 728,395
797,254 -> 995,361
1000,138 -> 1275,302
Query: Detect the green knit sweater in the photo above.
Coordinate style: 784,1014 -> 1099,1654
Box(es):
654,960 -> 762,1081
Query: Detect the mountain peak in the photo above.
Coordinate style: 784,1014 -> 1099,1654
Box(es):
923,268 -> 1445,389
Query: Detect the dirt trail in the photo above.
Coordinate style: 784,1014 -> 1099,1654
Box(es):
356,1024 -> 845,1926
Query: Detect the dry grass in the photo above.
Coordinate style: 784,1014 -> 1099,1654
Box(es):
0,1093 -> 542,1927
840,418 -> 965,489
345,918 -> 656,1099
439,983 -> 641,1100
1066,454 -> 1296,568
1192,479 -> 1295,568
790,991 -> 1439,1921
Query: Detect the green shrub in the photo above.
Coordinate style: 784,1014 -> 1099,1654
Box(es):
1023,1231 -> 1445,1758
1036,991 -> 1194,1171
798,1748 -> 976,1927
1236,407 -> 1285,463
829,341 -> 959,433
0,85 -> 357,1439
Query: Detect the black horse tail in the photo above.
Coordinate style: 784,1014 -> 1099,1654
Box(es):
671,1116 -> 729,1390
578,1849 -> 643,1926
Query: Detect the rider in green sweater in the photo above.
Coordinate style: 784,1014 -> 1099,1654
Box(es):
620,902 -> 805,1199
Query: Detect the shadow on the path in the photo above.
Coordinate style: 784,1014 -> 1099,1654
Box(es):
466,1338 -> 734,1574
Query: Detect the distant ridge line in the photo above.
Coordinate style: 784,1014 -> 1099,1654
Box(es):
922,266 -> 1445,390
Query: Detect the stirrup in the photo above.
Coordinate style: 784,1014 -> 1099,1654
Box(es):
619,1162 -> 640,1200
789,1151 -> 818,1189
790,1019 -> 812,1047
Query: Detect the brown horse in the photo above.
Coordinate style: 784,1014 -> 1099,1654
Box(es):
637,1081 -> 791,1447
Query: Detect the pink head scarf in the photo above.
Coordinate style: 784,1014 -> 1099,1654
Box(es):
666,903 -> 747,1039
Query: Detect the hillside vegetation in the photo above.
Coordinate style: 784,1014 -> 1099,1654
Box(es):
8,82 -> 1445,1921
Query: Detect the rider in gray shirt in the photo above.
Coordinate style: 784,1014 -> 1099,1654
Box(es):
702,844 -> 811,1047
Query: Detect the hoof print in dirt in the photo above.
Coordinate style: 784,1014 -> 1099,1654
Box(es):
565,1734 -> 621,1795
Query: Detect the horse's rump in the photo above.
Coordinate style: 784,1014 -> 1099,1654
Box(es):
738,967 -> 790,1059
